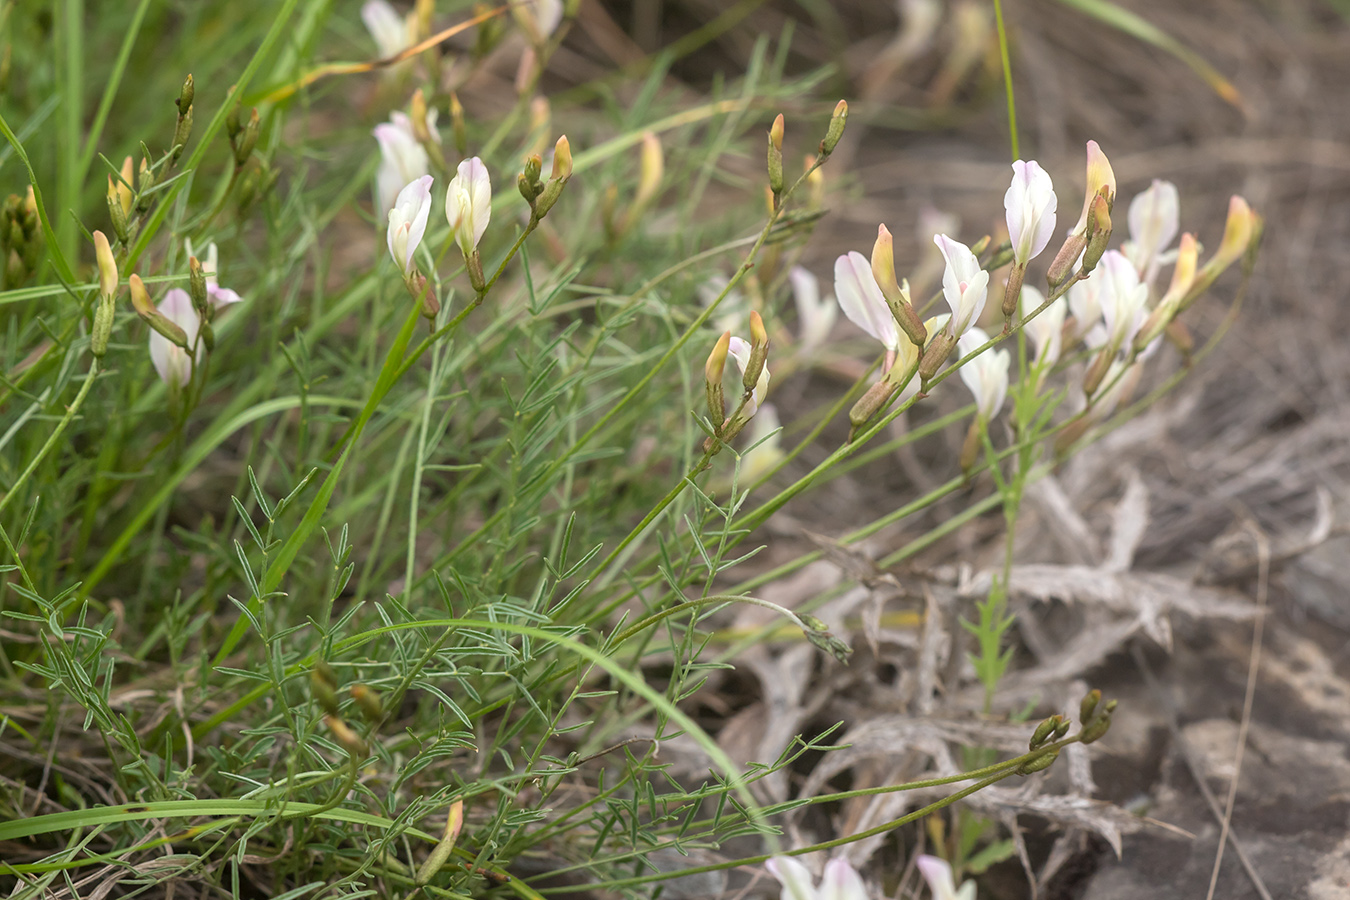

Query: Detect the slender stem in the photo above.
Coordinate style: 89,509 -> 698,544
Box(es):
992,0 -> 1020,160
0,359 -> 100,520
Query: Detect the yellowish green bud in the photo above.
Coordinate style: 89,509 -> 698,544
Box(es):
93,230 -> 118,299
416,798 -> 465,886
350,684 -> 383,723
324,714 -> 369,757
767,113 -> 784,196
819,99 -> 847,157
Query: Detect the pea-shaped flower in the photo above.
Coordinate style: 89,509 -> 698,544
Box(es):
916,856 -> 977,900
767,857 -> 870,900
1123,179 -> 1179,286
789,266 -> 836,352
957,326 -> 1010,420
387,175 -> 433,275
727,335 -> 770,418
361,0 -> 413,58
374,113 -> 429,213
833,251 -> 897,352
934,234 -> 988,339
149,288 -> 202,389
446,157 -> 491,257
1004,159 -> 1057,268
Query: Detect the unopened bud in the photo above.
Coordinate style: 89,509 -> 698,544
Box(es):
1135,233 -> 1197,350
107,180 -> 130,243
188,256 -> 209,314
1046,233 -> 1087,289
312,668 -> 340,715
1082,348 -> 1112,398
324,714 -> 369,757
800,614 -> 852,663
1029,715 -> 1060,750
1079,688 -> 1101,724
449,92 -> 468,156
519,154 -> 544,203
634,131 -> 663,211
705,330 -> 731,427
176,73 -> 194,114
416,798 -> 466,885
871,224 -> 927,346
767,114 -> 784,196
849,378 -> 897,429
233,108 -> 260,167
551,135 -> 572,181
130,275 -> 189,347
411,89 -> 432,144
533,174 -> 567,219
350,684 -> 383,723
959,419 -> 980,473
1183,195 -> 1258,310
137,158 -> 154,211
1080,189 -> 1113,275
819,99 -> 847,157
738,311 -> 770,397
116,157 -> 135,217
918,331 -> 956,384
1017,747 -> 1060,775
93,231 -> 118,299
173,103 -> 194,160
1001,262 -> 1026,322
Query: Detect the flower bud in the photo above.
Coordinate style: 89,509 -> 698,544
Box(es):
173,102 -> 194,162
1029,715 -> 1060,750
128,273 -> 154,317
1080,189 -> 1113,275
767,113 -> 785,196
324,714 -> 369,757
848,378 -> 897,429
871,224 -> 926,346
551,135 -> 572,181
1182,195 -> 1258,310
176,73 -> 194,115
93,230 -> 118,299
1079,688 -> 1101,724
107,179 -> 130,243
137,158 -> 155,212
416,798 -> 466,886
819,99 -> 847,157
634,131 -> 664,212
188,256 -> 209,314
233,108 -> 260,167
1017,748 -> 1060,775
1045,233 -> 1087,289
1134,233 -> 1198,351
519,157 -> 544,204
705,330 -> 730,427
131,275 -> 190,348
410,89 -> 432,144
1070,140 -> 1116,238
311,667 -> 340,715
115,157 -> 135,218
449,92 -> 468,156
350,684 -> 383,723
918,331 -> 956,385
742,310 -> 769,394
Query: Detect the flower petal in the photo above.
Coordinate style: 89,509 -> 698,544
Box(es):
767,857 -> 819,900
833,251 -> 897,350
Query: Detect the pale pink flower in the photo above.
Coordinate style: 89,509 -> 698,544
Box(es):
833,251 -> 897,351
387,175 -> 433,274
446,157 -> 491,256
916,855 -> 977,900
956,326 -> 1009,419
1020,285 -> 1065,367
362,0 -> 413,58
934,234 -> 989,339
1004,159 -> 1057,266
767,857 -> 869,900
374,112 -> 429,212
149,288 -> 202,388
790,266 -> 837,352
1123,179 -> 1179,285
1097,250 -> 1149,354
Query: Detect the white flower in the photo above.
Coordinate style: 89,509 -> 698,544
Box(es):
513,0 -> 564,43
698,274 -> 748,337
386,175 -> 433,274
362,0 -> 413,59
1122,179 -> 1179,285
446,157 -> 491,256
1097,250 -> 1148,354
149,288 -> 202,388
833,251 -> 897,351
184,239 -> 243,308
374,113 -> 429,212
741,403 -> 785,483
916,855 -> 977,900
1067,270 -> 1104,342
1020,285 -> 1065,367
934,234 -> 989,339
727,335 -> 770,417
957,326 -> 1010,420
767,857 -> 869,900
790,266 -> 836,352
1004,159 -> 1057,267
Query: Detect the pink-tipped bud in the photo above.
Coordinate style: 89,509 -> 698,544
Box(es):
871,224 -> 927,346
